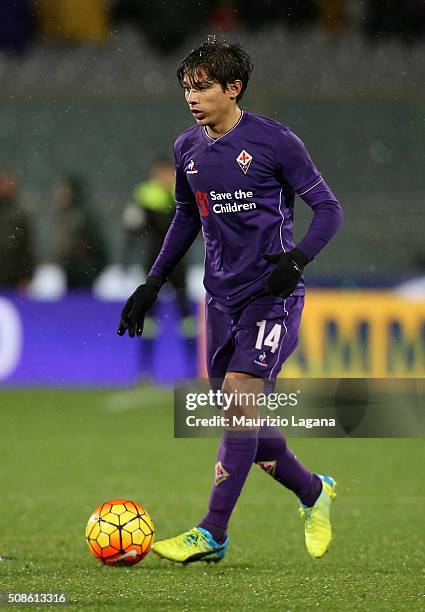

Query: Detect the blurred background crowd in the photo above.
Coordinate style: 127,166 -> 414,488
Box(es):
0,0 -> 424,299
2,0 -> 425,55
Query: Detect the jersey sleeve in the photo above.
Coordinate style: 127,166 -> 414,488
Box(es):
148,143 -> 201,281
276,127 -> 343,260
276,127 -> 322,194
174,145 -> 196,205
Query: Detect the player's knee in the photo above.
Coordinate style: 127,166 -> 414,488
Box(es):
223,371 -> 264,395
222,371 -> 263,422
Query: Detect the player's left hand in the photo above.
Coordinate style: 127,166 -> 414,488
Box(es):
262,248 -> 309,297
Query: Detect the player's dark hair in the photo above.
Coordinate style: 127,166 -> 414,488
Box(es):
177,38 -> 253,102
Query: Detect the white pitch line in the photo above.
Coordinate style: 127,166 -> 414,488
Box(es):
103,388 -> 169,413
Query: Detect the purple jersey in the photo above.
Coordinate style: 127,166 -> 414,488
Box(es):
150,111 -> 343,311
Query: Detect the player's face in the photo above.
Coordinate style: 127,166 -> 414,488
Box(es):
182,70 -> 239,127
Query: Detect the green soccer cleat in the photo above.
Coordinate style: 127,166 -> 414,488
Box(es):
152,527 -> 228,564
299,474 -> 337,558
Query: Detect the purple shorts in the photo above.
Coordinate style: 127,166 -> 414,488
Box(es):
205,293 -> 304,386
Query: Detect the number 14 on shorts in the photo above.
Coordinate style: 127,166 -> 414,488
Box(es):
255,320 -> 282,354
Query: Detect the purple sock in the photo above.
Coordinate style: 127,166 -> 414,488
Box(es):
199,429 -> 258,543
255,425 -> 322,507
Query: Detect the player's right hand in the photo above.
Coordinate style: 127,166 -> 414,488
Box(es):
117,278 -> 161,337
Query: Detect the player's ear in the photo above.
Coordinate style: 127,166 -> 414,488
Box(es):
228,80 -> 242,100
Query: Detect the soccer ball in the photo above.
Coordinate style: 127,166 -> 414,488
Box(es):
85,499 -> 154,566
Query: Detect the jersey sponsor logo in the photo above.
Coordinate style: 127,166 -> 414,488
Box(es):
256,460 -> 277,477
186,159 -> 198,174
194,188 -> 258,217
209,189 -> 257,215
195,191 -> 209,216
236,149 -> 252,174
213,202 -> 256,214
214,461 -> 229,486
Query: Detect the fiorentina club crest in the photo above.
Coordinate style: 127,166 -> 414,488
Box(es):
236,149 -> 252,174
214,461 -> 229,487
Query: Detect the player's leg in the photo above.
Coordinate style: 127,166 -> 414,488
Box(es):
153,298 -> 238,563
255,426 -> 336,558
195,294 -> 330,559
241,294 -> 336,557
223,295 -> 320,500
198,372 -> 262,545
255,426 -> 322,506
153,371 -> 262,564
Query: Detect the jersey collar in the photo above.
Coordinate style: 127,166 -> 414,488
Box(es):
202,110 -> 245,144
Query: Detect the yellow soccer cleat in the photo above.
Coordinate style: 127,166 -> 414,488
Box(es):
152,527 -> 228,564
299,474 -> 337,558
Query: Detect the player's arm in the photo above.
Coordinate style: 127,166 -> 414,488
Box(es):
263,128 -> 343,297
118,148 -> 201,337
148,198 -> 201,282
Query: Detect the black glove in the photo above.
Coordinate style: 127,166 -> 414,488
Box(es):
117,275 -> 163,337
262,248 -> 310,297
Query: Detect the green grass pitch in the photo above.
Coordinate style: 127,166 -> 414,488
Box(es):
0,387 -> 423,611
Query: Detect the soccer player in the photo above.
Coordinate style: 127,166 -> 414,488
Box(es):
118,39 -> 343,563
